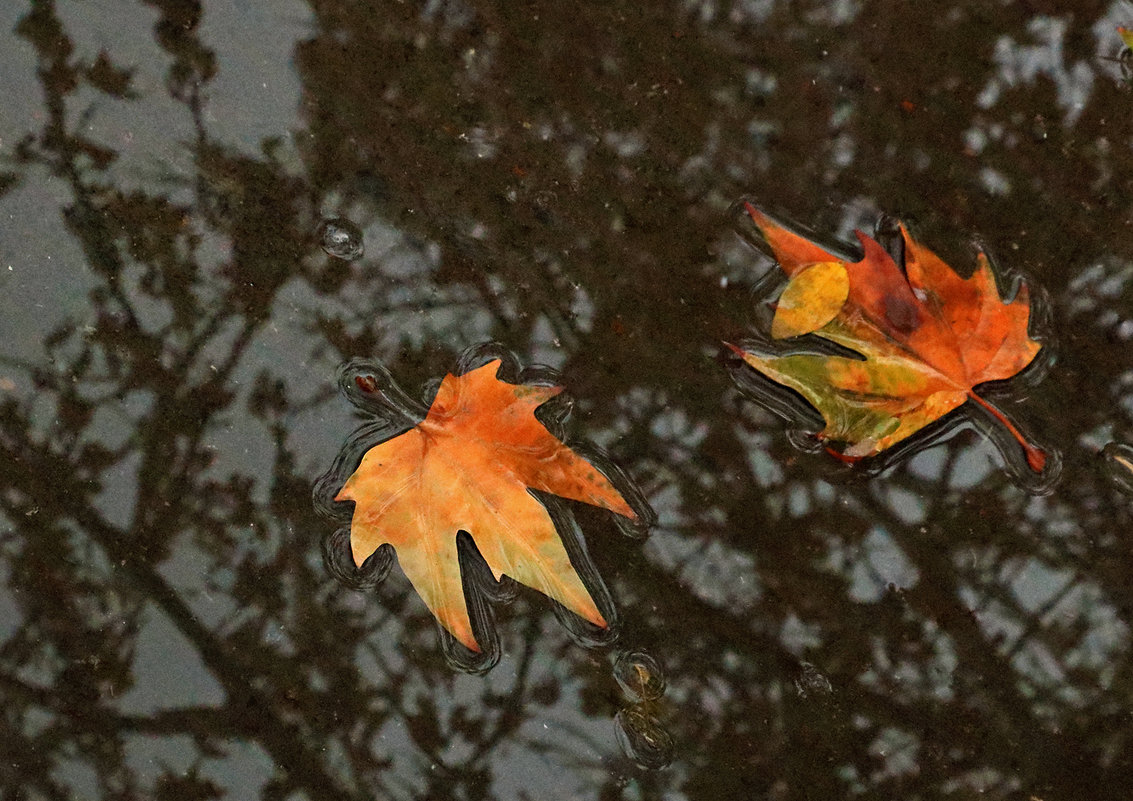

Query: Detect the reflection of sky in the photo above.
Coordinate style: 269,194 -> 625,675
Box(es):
979,16 -> 1095,125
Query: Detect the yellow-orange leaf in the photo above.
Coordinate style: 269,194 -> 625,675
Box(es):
336,359 -> 636,652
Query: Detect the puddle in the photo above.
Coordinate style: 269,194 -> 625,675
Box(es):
2,1 -> 1132,798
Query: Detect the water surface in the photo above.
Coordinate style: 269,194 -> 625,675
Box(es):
3,1 -> 1133,798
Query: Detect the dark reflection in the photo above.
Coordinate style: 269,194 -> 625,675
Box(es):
3,0 -> 1133,799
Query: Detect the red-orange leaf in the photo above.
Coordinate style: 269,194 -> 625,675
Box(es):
336,359 -> 637,652
731,203 -> 1046,471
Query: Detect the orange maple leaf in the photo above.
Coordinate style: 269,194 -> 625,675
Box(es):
335,359 -> 637,652
730,202 -> 1047,472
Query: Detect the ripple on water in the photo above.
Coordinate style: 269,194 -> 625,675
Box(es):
317,217 -> 364,260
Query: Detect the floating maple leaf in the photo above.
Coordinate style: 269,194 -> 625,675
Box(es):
324,347 -> 645,657
729,202 -> 1048,473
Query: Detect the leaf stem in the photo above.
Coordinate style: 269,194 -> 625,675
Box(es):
966,391 -> 1046,472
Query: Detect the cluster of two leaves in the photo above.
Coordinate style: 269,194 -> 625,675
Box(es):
731,203 -> 1046,472
333,205 -> 1046,652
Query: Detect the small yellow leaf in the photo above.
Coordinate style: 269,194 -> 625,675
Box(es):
771,260 -> 849,339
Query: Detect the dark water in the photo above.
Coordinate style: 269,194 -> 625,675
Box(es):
3,1 -> 1133,798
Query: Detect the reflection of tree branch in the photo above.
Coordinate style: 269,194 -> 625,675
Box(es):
1,672 -> 242,739
0,715 -> 71,801
856,489 -> 1118,797
1,419 -> 371,801
469,617 -> 540,761
4,4 -> 394,797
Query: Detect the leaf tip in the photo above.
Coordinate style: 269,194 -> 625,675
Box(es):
853,228 -> 893,266
1025,445 -> 1047,473
571,595 -> 608,629
463,637 -> 483,653
348,534 -> 367,568
739,203 -> 843,276
967,391 -> 1046,474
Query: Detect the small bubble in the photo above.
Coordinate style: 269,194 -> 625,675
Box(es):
794,662 -> 833,698
1102,442 -> 1133,495
317,217 -> 364,260
613,650 -> 665,702
615,706 -> 674,770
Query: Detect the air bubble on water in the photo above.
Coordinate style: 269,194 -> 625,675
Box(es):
317,217 -> 364,260
794,661 -> 833,698
613,650 -> 665,702
615,706 -> 674,770
1102,442 -> 1133,495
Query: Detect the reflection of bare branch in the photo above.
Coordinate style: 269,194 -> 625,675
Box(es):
2,420 -> 366,800
2,671 -> 241,740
